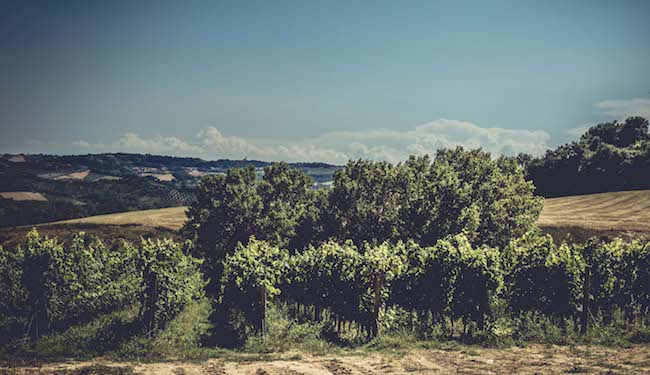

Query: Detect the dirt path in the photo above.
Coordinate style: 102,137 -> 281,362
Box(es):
3,345 -> 650,374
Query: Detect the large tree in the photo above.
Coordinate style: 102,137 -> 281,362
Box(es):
184,163 -> 322,295
329,148 -> 543,248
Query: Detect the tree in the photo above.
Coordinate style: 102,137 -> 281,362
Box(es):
328,159 -> 403,245
184,165 -> 261,294
185,163 -> 325,297
526,117 -> 650,196
329,149 -> 542,249
403,149 -> 542,248
256,162 -> 323,251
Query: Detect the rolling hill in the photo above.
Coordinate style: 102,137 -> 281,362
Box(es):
4,190 -> 645,245
538,190 -> 650,232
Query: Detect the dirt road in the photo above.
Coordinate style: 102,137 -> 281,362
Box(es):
3,344 -> 650,374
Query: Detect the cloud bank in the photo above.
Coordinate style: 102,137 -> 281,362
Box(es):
566,97 -> 650,138
70,119 -> 551,164
596,98 -> 650,120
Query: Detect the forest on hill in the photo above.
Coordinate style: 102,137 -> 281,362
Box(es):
0,153 -> 340,227
522,116 -> 650,197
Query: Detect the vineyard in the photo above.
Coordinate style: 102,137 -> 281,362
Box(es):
2,149 -> 650,370
1,229 -> 650,361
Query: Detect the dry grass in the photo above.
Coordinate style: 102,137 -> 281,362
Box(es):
7,155 -> 26,163
3,344 -> 650,374
0,191 -> 48,201
53,170 -> 90,181
46,206 -> 189,230
23,190 -> 650,239
140,172 -> 176,181
538,190 -> 650,232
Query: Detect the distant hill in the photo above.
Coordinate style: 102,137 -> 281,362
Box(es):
0,153 -> 342,227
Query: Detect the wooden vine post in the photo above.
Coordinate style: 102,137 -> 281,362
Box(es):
371,273 -> 384,338
259,284 -> 267,340
581,265 -> 591,335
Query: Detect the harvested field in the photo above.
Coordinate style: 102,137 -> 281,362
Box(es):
0,191 -> 47,201
538,190 -> 650,233
3,344 -> 650,374
53,170 -> 90,181
46,206 -> 188,230
7,155 -> 26,163
140,172 -> 175,181
13,190 -> 650,245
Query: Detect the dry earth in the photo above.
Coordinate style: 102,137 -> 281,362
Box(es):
139,172 -> 176,182
3,345 -> 650,374
53,170 -> 91,181
0,191 -> 48,202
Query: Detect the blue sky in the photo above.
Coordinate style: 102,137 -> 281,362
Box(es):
1,0 -> 649,164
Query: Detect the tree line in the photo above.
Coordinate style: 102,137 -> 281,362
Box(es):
522,116 -> 650,197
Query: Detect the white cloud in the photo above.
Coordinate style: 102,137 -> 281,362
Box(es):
596,98 -> 650,119
68,119 -> 552,164
566,97 -> 650,140
566,125 -> 591,138
315,119 -> 551,161
198,127 -> 264,156
118,132 -> 203,154
73,140 -> 91,148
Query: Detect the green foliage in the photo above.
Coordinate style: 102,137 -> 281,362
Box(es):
329,149 -> 542,248
328,160 -> 403,245
257,162 -> 324,250
626,241 -> 650,315
185,165 -> 261,266
503,231 -> 583,318
525,116 -> 650,196
390,235 -> 503,332
445,236 -> 503,327
185,163 -> 322,301
0,230 -> 205,344
132,238 -> 206,333
284,240 -> 364,323
220,239 -> 289,334
3,230 -> 141,338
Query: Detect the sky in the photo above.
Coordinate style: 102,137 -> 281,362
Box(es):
1,0 -> 649,164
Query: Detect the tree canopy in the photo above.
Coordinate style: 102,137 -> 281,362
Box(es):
524,117 -> 650,197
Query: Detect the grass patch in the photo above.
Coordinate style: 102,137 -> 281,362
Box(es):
0,305 -> 141,364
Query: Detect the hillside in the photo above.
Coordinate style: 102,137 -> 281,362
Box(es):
0,153 -> 341,227
47,206 -> 188,230
538,190 -> 650,232
4,190 -> 648,245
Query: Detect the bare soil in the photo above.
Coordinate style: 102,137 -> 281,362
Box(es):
0,192 -> 48,202
3,344 -> 650,374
